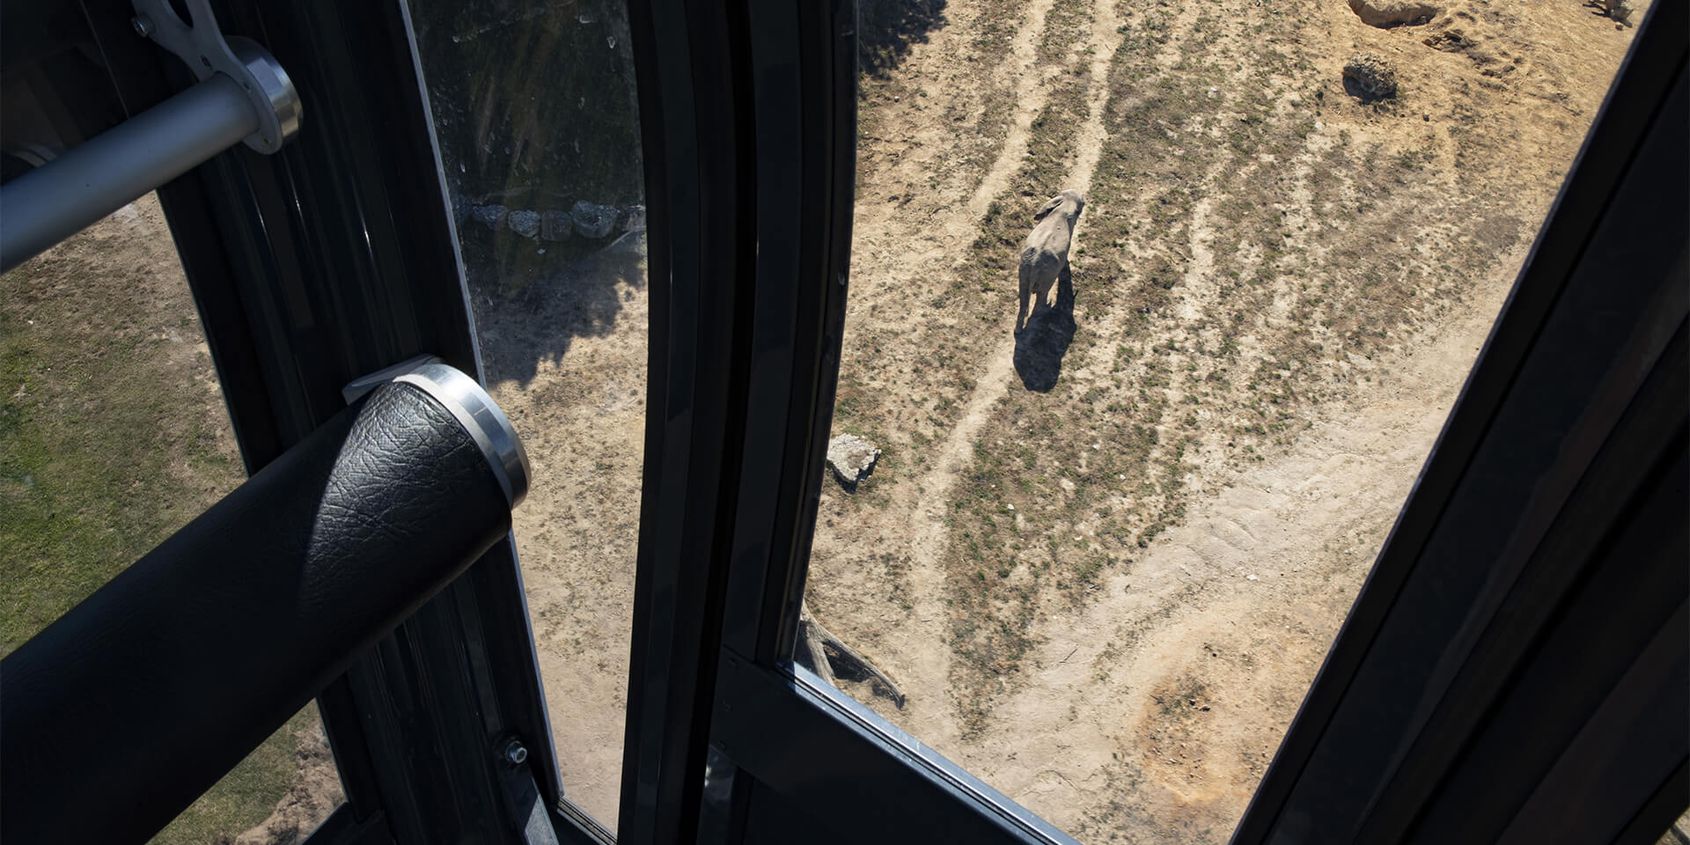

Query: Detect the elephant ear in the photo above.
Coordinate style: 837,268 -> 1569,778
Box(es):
1033,195 -> 1062,222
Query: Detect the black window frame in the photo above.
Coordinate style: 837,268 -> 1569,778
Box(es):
71,0 -> 586,840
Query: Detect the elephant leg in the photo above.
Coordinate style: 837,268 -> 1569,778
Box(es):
1017,271 -> 1031,333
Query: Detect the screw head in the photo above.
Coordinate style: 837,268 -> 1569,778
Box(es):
502,739 -> 528,767
131,15 -> 154,38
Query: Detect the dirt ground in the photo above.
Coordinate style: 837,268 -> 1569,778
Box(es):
473,234 -> 650,824
803,0 -> 1645,839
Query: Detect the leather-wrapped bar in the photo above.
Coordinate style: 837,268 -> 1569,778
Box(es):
0,364 -> 530,844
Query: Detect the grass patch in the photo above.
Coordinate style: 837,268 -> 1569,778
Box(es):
1,216 -> 313,843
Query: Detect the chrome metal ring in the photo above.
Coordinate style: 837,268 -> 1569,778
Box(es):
393,363 -> 531,509
229,38 -> 301,152
130,0 -> 301,154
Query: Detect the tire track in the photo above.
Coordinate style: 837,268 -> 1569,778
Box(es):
882,0 -> 1124,745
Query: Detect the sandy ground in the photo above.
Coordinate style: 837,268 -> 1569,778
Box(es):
474,236 -> 650,825
236,718 -> 344,845
803,0 -> 1645,839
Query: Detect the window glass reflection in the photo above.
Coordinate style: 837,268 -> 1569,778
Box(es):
411,0 -> 648,829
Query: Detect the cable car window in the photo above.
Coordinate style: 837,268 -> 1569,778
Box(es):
0,195 -> 343,843
410,0 -> 647,830
800,0 -> 1647,839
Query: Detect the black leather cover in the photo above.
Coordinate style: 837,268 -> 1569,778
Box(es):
1,382 -> 514,844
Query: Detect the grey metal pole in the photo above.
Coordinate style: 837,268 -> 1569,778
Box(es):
0,74 -> 258,273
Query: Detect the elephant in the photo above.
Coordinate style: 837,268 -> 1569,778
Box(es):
1017,189 -> 1085,334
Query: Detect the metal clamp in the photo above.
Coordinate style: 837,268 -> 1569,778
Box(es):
130,0 -> 301,153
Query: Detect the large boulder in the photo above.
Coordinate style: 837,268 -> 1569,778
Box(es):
826,434 -> 881,492
571,201 -> 619,239
506,209 -> 541,239
1347,0 -> 1438,28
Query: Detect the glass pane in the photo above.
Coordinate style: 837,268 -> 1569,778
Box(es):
410,0 -> 647,830
804,0 -> 1646,839
0,196 -> 343,842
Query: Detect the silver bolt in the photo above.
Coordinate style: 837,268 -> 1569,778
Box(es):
131,15 -> 154,38
502,739 -> 528,767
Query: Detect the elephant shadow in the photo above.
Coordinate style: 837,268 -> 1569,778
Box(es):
1013,265 -> 1077,392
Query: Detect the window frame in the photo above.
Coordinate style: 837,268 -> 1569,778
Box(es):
75,0 -> 588,840
614,0 -> 1091,840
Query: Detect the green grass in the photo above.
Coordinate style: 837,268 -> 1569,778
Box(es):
0,266 -> 241,652
1,231 -> 312,843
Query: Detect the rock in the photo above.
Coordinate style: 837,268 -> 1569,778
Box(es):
540,210 -> 573,242
1347,0 -> 1438,28
1423,28 -> 1476,53
826,434 -> 881,492
507,209 -> 541,239
1343,54 -> 1399,103
622,204 -> 647,233
470,203 -> 508,231
571,201 -> 618,239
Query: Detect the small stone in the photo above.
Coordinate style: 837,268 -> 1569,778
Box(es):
571,201 -> 618,239
622,204 -> 647,233
470,204 -> 508,231
826,434 -> 881,492
1343,53 -> 1399,103
540,210 -> 572,242
1246,574 -> 1259,581
507,209 -> 541,239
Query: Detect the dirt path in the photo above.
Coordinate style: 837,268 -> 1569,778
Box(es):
966,0 -> 1058,218
959,250 -> 1515,837
853,0 -> 1130,749
872,0 -> 1056,743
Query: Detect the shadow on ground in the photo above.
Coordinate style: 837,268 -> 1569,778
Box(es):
468,232 -> 647,387
1013,266 -> 1077,392
860,0 -> 948,78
